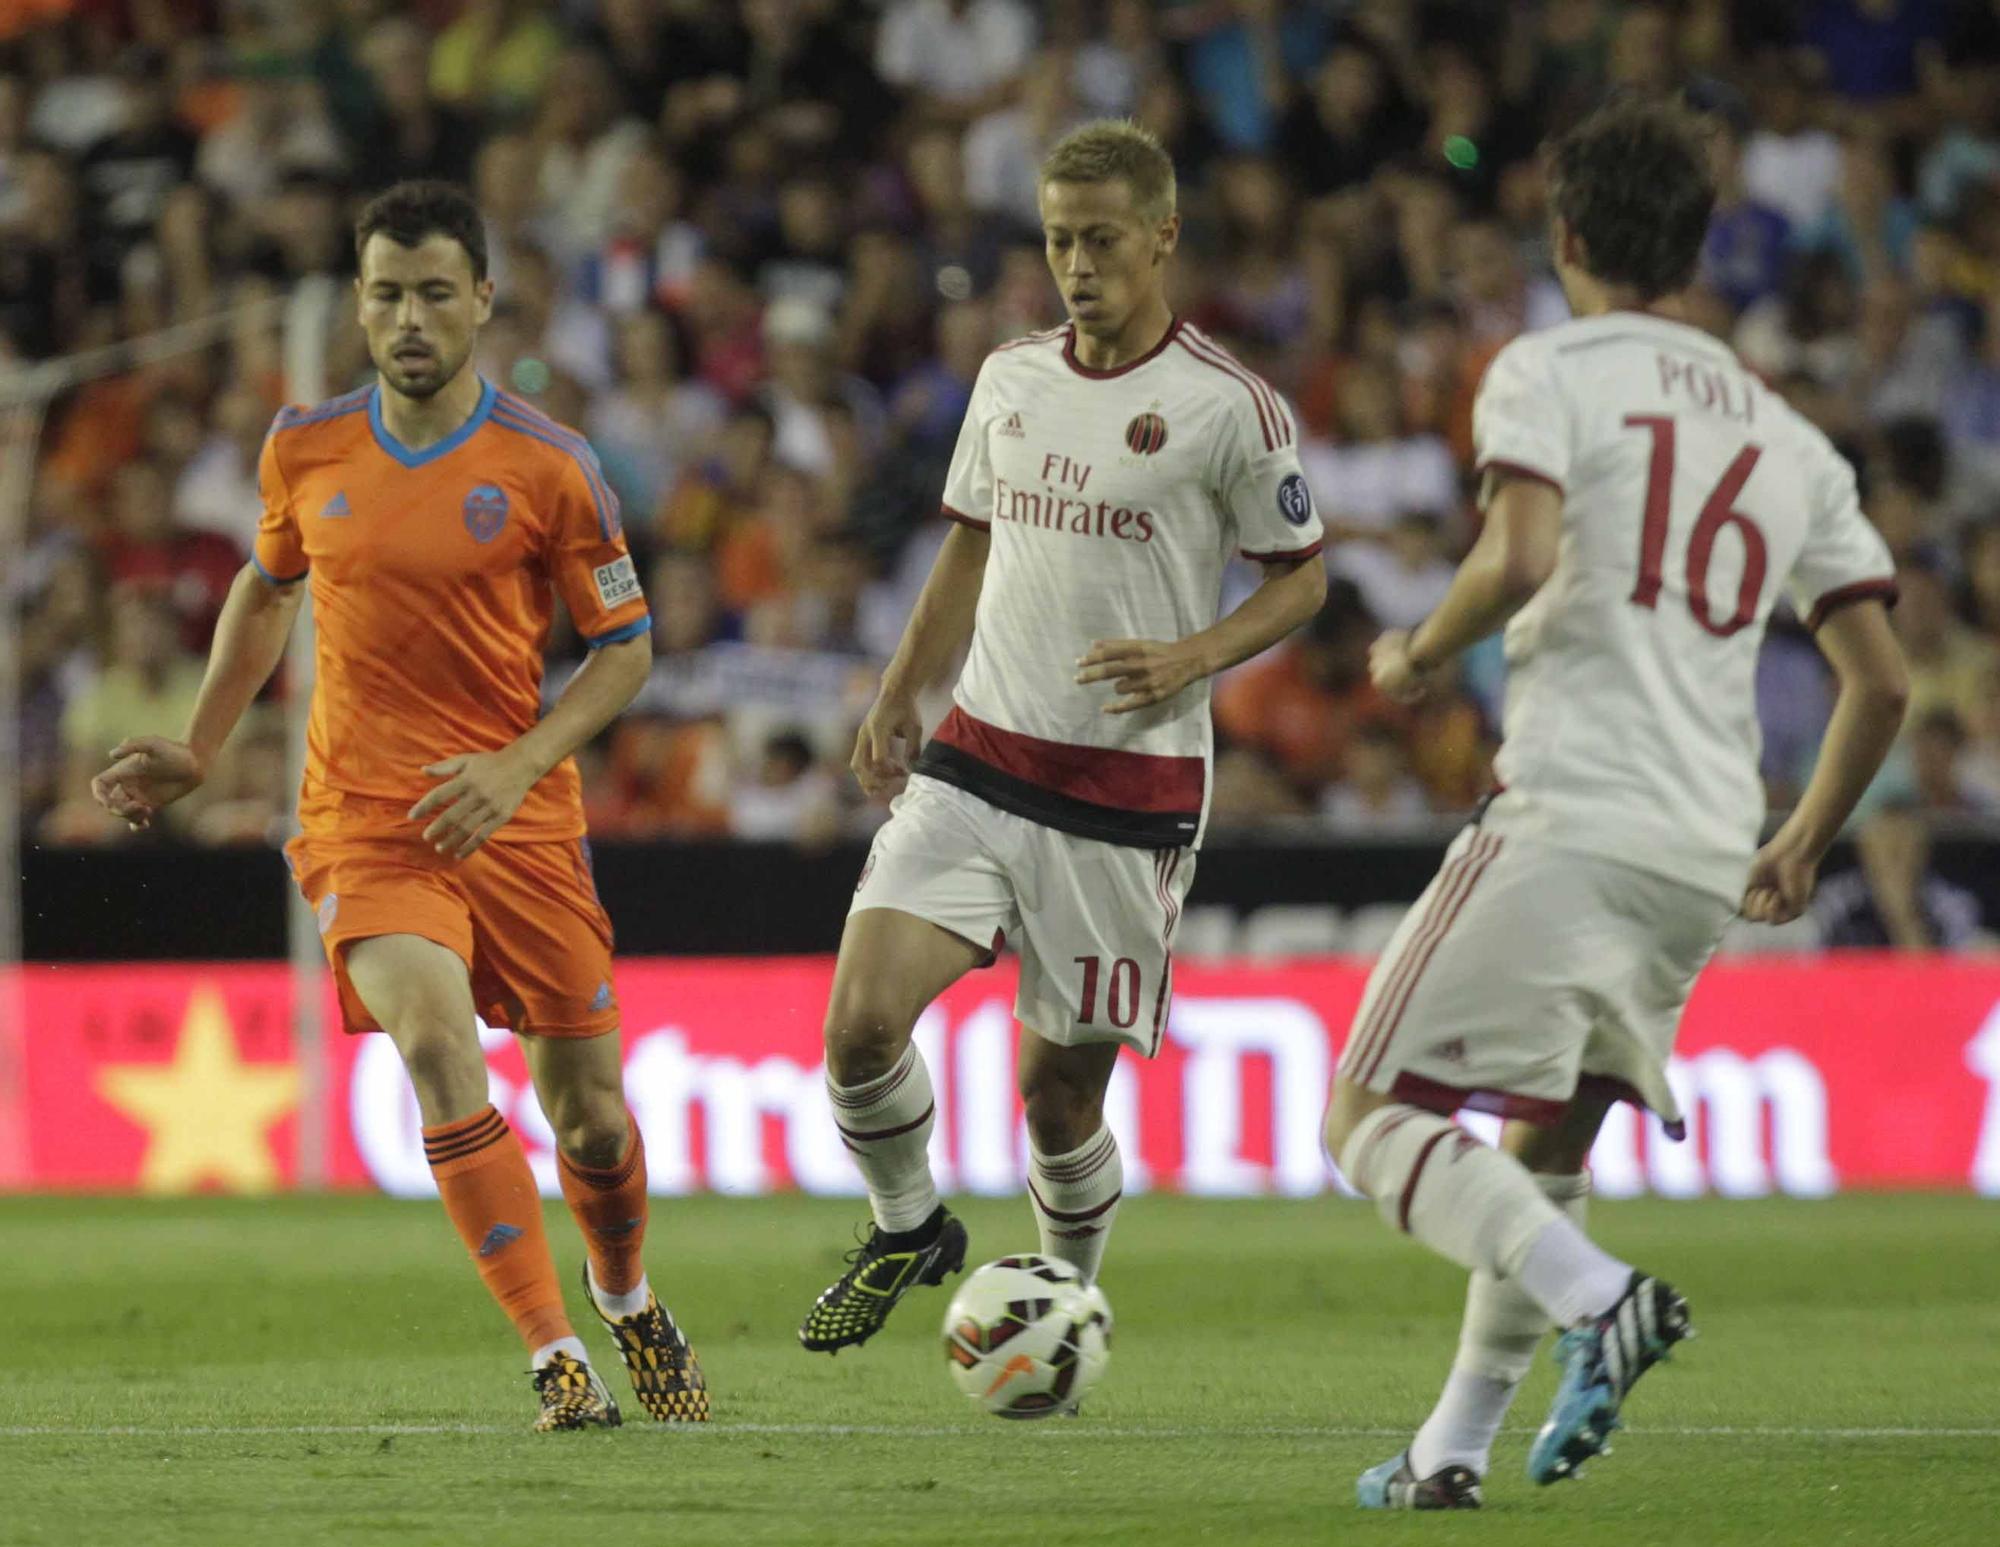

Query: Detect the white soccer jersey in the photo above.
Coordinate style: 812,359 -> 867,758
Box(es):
914,319 -> 1324,848
1475,311 -> 1896,901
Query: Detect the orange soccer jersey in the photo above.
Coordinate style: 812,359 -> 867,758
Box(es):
255,379 -> 650,843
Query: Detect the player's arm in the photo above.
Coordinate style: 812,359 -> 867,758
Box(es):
92,564 -> 305,828
1075,554 -> 1327,715
414,630 -> 654,857
1371,473 -> 1561,702
1742,600 -> 1909,924
854,521 -> 990,798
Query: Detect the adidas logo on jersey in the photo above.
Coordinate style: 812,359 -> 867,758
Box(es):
998,411 -> 1025,438
319,491 -> 351,519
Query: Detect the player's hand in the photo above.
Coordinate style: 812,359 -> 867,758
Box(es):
1369,629 -> 1436,705
1075,638 -> 1204,714
409,748 -> 537,860
1740,840 -> 1818,925
851,692 -> 923,802
90,737 -> 204,831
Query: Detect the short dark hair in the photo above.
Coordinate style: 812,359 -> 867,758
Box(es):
1548,98 -> 1715,300
354,180 -> 488,282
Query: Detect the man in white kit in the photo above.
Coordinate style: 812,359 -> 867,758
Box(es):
797,119 -> 1328,1352
1322,99 -> 1911,1508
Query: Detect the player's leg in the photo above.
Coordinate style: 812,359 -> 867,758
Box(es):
1010,834 -> 1192,1287
801,779 -> 1016,1351
1017,1034 -> 1121,1283
341,931 -> 614,1429
1335,836 -> 1700,1501
463,837 -> 702,1420
520,1028 -> 708,1421
1404,1090 -> 1614,1485
519,1030 -> 646,1305
798,905 -> 990,1351
1514,871 -> 1730,1484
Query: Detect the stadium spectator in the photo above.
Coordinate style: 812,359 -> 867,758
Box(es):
587,307 -> 725,520
1299,358 -> 1459,541
45,584 -> 204,844
1214,580 -> 1403,802
4,0 -> 1998,870
1319,718 -> 1430,833
727,728 -> 842,845
427,0 -> 562,121
97,457 -> 240,652
1700,108 -> 1792,314
1331,511 -> 1456,631
874,0 -> 1037,126
174,377 -> 278,553
1896,557 -> 2000,725
1909,706 -> 2000,814
1813,806 -> 1985,950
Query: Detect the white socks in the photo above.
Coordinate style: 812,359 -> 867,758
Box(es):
1410,1170 -> 1591,1477
588,1264 -> 652,1322
531,1334 -> 590,1370
1337,1105 -> 1631,1325
1338,1106 -> 1562,1281
1515,1212 -> 1631,1328
828,1044 -> 940,1232
1027,1126 -> 1123,1284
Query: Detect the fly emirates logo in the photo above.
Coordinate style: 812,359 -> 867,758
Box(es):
994,452 -> 1157,544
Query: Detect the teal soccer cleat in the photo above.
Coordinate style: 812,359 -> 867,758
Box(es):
1529,1272 -> 1692,1485
1357,1451 -> 1483,1510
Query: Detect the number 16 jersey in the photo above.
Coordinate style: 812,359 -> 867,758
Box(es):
1474,311 -> 1896,902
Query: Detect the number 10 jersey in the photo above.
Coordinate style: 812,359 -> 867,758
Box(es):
1473,311 -> 1896,902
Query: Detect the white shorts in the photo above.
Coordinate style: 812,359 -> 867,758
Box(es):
1338,825 -> 1733,1134
851,775 -> 1195,1053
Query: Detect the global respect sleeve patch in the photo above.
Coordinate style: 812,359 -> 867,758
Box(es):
594,554 -> 642,610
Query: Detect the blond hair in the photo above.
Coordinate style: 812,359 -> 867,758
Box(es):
1039,119 -> 1177,223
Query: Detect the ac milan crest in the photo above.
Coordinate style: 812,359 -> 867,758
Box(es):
1123,411 -> 1168,456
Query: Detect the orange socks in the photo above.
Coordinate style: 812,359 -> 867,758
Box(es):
424,1106 -> 573,1352
557,1116 -> 650,1297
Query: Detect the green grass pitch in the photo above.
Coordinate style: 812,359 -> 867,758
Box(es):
2,1192 -> 1996,1545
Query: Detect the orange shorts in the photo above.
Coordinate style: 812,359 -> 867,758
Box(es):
285,831 -> 620,1039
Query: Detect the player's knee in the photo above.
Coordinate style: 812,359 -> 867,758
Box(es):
389,1012 -> 486,1116
546,1084 -> 628,1168
1322,1080 -> 1385,1185
822,995 -> 914,1085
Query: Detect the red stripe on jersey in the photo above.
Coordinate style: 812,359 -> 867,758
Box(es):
1060,319 -> 1185,379
1805,576 -> 1898,631
1358,834 -> 1504,1086
1390,1071 -> 1572,1128
941,503 -> 990,529
1242,539 -> 1324,562
1475,459 -> 1565,496
932,707 -> 1205,815
996,327 -> 1067,354
1173,330 -> 1284,451
1183,325 -> 1290,447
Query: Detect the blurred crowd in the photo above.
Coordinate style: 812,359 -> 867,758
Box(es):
3,0 -> 1998,946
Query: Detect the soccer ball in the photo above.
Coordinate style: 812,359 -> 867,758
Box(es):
941,1254 -> 1112,1420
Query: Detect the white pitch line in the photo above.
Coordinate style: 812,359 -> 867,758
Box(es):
3,1422 -> 1997,1441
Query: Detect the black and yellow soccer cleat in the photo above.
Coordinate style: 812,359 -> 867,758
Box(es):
582,1265 -> 710,1422
798,1206 -> 968,1354
530,1350 -> 622,1432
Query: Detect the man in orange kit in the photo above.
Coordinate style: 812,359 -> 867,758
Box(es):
91,182 -> 705,1432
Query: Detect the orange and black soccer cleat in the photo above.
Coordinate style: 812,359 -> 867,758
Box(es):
530,1350 -> 622,1432
583,1266 -> 710,1422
